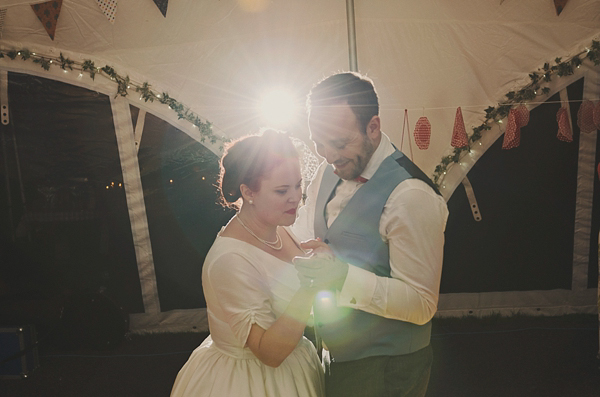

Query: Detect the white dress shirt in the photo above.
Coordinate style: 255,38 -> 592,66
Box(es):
293,133 -> 449,325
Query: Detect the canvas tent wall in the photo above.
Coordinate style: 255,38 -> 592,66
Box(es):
0,0 -> 598,334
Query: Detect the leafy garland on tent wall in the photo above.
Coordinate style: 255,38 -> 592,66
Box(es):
0,48 -> 227,148
432,39 -> 600,188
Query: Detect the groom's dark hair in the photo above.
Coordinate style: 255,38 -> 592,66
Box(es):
307,71 -> 379,134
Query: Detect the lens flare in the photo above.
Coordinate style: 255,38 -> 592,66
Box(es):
259,88 -> 298,127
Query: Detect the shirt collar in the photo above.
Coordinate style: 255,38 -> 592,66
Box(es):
359,132 -> 395,181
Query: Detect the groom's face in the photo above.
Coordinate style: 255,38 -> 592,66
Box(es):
308,103 -> 376,180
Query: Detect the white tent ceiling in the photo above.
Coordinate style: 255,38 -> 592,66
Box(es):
1,0 -> 599,195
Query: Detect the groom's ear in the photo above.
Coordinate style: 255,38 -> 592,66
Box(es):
366,115 -> 381,139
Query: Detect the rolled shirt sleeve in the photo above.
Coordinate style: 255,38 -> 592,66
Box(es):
337,179 -> 448,325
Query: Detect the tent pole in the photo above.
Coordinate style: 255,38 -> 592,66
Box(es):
346,0 -> 358,72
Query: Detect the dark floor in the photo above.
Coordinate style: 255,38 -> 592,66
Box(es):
1,314 -> 599,397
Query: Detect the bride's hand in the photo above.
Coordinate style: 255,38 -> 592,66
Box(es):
299,238 -> 334,259
293,239 -> 348,290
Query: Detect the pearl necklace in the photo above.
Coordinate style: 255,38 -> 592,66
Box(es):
236,215 -> 283,251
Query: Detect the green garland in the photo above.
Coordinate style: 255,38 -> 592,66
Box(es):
0,48 -> 227,147
432,39 -> 600,188
2,41 -> 600,176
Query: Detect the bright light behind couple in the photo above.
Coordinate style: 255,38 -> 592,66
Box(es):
258,88 -> 300,128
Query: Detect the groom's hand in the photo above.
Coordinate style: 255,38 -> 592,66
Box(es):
294,239 -> 348,290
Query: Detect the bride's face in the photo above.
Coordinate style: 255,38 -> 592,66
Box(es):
252,157 -> 302,227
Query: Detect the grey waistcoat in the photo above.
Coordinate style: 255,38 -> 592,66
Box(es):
313,149 -> 440,362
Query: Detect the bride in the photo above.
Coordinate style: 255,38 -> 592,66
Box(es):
170,129 -> 325,397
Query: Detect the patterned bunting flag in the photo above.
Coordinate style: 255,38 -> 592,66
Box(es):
0,9 -> 6,38
31,0 -> 63,41
514,104 -> 530,128
502,109 -> 520,149
153,0 -> 168,17
414,116 -> 431,150
451,107 -> 468,148
553,0 -> 569,16
556,107 -> 573,142
96,0 -> 117,24
577,100 -> 596,133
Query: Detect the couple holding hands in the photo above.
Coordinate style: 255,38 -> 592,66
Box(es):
170,72 -> 449,397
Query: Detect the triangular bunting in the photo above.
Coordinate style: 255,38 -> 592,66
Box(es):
414,116 -> 431,150
514,104 -> 530,128
0,9 -> 6,39
553,0 -> 569,16
556,107 -> 573,142
451,107 -> 468,148
31,0 -> 63,41
577,100 -> 596,133
152,0 -> 168,17
96,0 -> 117,24
502,109 -> 520,149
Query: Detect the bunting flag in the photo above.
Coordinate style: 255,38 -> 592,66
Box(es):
451,107 -> 468,148
577,100 -> 596,133
502,109 -> 520,149
96,0 -> 117,24
152,0 -> 168,17
0,9 -> 6,39
414,116 -> 431,150
514,104 -> 530,128
593,101 -> 600,130
31,0 -> 63,41
553,0 -> 569,16
556,107 -> 573,142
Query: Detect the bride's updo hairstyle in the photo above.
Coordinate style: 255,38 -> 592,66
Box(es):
217,129 -> 299,209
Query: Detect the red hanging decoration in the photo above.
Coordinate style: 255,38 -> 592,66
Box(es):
502,109 -> 520,149
31,0 -> 63,41
577,100 -> 596,133
514,104 -> 530,128
414,116 -> 431,150
556,107 -> 573,142
451,107 -> 468,148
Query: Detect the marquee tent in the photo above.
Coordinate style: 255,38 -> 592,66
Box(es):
0,0 -> 598,336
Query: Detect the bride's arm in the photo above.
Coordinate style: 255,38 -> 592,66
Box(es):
245,286 -> 316,368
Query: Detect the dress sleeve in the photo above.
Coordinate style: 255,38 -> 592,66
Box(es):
206,251 -> 276,346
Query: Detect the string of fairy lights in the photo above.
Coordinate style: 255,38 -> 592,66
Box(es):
0,48 -> 227,149
432,39 -> 600,188
0,39 -> 599,188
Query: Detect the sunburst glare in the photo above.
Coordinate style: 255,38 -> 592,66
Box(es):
259,88 -> 299,128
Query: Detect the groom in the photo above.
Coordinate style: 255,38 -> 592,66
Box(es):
293,72 -> 448,397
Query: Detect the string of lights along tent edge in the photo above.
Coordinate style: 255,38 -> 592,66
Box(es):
432,39 -> 600,188
0,48 -> 227,149
0,40 -> 599,188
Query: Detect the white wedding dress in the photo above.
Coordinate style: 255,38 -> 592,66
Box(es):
170,230 -> 325,397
